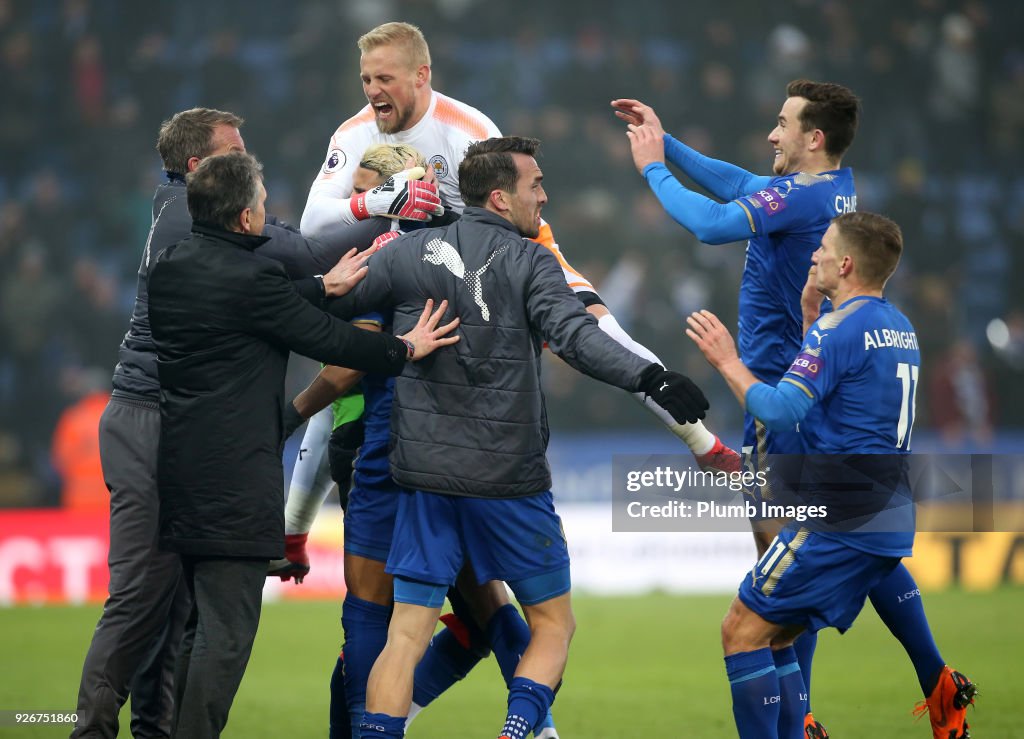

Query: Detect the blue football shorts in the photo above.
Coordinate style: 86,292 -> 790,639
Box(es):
343,440 -> 401,562
738,525 -> 901,633
742,414 -> 806,520
387,489 -> 571,608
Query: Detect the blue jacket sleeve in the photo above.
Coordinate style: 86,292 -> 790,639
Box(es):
663,135 -> 772,201
642,163 -> 755,244
745,381 -> 815,431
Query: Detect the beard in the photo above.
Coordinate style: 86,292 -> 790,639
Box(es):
518,215 -> 540,239
374,101 -> 412,134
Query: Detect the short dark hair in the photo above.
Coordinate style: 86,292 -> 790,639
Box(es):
786,80 -> 860,160
157,107 -> 243,174
186,151 -> 263,230
833,211 -> 903,287
459,137 -> 540,207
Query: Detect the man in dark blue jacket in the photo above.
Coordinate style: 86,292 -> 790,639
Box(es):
71,109 -> 396,739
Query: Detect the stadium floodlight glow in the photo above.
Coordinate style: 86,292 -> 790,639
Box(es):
986,317 -> 1010,350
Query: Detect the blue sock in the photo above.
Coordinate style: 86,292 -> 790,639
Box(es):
486,604 -> 531,686
487,605 -> 557,732
501,677 -> 555,739
725,648 -> 780,739
329,653 -> 351,739
868,562 -> 945,695
359,712 -> 405,739
342,595 -> 392,736
773,646 -> 806,739
412,625 -> 485,706
792,631 -> 817,712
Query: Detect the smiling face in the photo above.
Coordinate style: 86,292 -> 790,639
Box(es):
360,44 -> 429,134
503,153 -> 547,238
767,96 -> 813,176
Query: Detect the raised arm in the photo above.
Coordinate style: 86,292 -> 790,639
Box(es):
628,123 -> 758,244
300,125 -> 441,238
612,98 -> 770,200
527,249 -> 708,423
663,135 -> 772,201
686,309 -> 813,430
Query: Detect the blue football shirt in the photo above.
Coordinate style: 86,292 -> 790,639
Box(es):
734,168 -> 857,383
781,296 -> 920,556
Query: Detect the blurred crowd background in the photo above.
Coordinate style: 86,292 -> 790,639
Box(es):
0,0 -> 1021,507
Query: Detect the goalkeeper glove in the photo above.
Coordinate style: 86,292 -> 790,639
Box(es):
350,166 -> 444,221
638,363 -> 709,424
370,230 -> 403,250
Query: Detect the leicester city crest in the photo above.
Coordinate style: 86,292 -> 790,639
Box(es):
428,154 -> 449,179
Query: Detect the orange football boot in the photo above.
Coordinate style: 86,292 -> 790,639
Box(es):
913,666 -> 978,739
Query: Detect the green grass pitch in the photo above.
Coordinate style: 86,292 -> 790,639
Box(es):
1,589 -> 1020,737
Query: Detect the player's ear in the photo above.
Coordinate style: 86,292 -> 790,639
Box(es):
490,188 -> 509,213
415,64 -> 430,87
808,128 -> 826,153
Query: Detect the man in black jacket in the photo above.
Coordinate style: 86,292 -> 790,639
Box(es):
70,108 -> 409,739
337,137 -> 709,739
148,151 -> 457,739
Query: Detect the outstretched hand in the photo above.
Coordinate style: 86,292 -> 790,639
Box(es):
611,98 -> 666,137
625,122 -> 666,175
686,310 -> 740,370
322,243 -> 380,297
397,298 -> 460,360
638,364 -> 709,424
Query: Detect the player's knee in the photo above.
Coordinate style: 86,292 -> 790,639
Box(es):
721,600 -> 749,654
721,610 -> 737,652
526,596 -> 575,646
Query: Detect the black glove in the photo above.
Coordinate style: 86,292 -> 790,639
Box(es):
638,363 -> 709,424
282,402 -> 306,439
